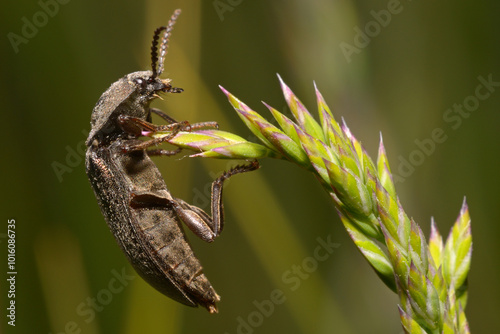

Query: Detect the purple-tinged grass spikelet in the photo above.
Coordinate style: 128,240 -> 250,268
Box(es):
314,81 -> 341,134
442,199 -> 472,291
407,262 -> 442,331
323,158 -> 373,217
398,305 -> 428,334
429,218 -> 444,269
190,142 -> 277,159
337,207 -> 395,290
277,74 -> 325,142
377,134 -> 397,198
243,104 -> 311,168
264,102 -> 302,146
409,218 -> 429,274
233,108 -> 279,152
219,85 -> 254,113
293,123 -> 334,184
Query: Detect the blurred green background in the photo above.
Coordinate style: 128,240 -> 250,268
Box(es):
2,0 -> 499,333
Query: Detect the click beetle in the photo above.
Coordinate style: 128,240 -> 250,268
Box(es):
85,9 -> 259,313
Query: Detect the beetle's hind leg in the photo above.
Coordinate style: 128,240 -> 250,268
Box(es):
171,160 -> 260,242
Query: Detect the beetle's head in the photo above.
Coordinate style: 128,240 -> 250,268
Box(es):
86,10 -> 184,147
126,70 -> 183,104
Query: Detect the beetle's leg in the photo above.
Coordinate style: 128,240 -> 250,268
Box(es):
209,161 -> 260,235
170,199 -> 217,242
150,108 -> 219,130
117,115 -> 188,152
116,115 -> 145,137
146,120 -> 218,132
171,160 -> 260,242
121,130 -> 182,152
117,115 -> 218,153
118,115 -> 188,134
189,121 -> 219,130
150,107 -> 179,124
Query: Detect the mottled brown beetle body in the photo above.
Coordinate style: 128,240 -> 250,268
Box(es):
86,138 -> 220,310
85,10 -> 259,313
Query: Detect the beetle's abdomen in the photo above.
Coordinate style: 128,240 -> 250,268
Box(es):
85,143 -> 219,312
133,208 -> 220,312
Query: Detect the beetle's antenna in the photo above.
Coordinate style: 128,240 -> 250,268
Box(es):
157,9 -> 181,77
150,26 -> 165,79
151,9 -> 181,79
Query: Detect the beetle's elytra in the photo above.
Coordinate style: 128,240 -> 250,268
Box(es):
85,9 -> 259,313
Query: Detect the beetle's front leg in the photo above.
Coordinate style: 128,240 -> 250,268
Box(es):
150,108 -> 219,130
171,160 -> 260,242
117,114 -> 219,153
117,115 -> 188,152
150,107 -> 179,124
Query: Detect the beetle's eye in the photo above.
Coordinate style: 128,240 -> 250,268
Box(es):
134,78 -> 147,90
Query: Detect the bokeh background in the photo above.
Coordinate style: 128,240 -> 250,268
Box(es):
2,0 -> 499,333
